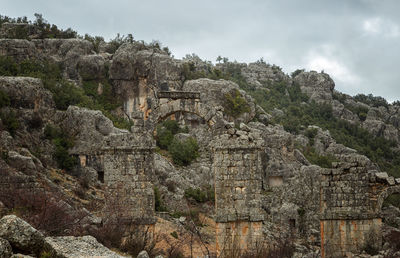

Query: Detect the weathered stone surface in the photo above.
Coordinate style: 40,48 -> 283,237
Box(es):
0,237 -> 12,258
137,250 -> 150,258
321,219 -> 382,258
376,172 -> 389,182
7,151 -> 37,175
0,77 -> 54,110
0,215 -> 44,255
294,71 -> 335,103
33,39 -> 93,80
109,42 -> 182,121
44,235 -> 125,258
102,133 -> 156,225
182,78 -> 256,123
0,39 -> 37,61
10,254 -> 34,258
77,54 -> 107,81
60,106 -> 126,154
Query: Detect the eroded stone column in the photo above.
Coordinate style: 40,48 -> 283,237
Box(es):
212,131 -> 265,256
102,134 -> 156,229
320,159 -> 381,258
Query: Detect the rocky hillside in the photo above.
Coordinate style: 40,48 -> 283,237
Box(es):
1,14 -> 400,258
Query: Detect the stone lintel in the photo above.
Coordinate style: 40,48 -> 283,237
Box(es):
101,146 -> 154,153
212,146 -> 263,152
157,91 -> 200,100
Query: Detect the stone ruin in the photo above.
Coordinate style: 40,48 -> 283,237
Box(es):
320,155 -> 400,258
72,87 -> 400,257
211,129 -> 266,256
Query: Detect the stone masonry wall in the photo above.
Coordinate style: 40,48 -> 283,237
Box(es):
103,147 -> 155,225
320,219 -> 381,257
320,157 -> 381,258
102,133 -> 156,226
212,129 -> 265,256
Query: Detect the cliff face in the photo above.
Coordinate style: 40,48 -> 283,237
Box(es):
1,20 -> 400,257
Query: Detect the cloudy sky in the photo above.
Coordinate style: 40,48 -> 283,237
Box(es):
2,0 -> 400,101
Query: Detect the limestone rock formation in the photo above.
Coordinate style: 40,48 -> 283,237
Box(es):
77,54 -> 107,81
0,237 -> 12,258
294,71 -> 335,103
59,106 -> 126,154
182,78 -> 256,123
0,39 -> 37,61
0,215 -> 45,255
0,77 -> 54,110
44,235 -> 126,258
240,62 -> 289,87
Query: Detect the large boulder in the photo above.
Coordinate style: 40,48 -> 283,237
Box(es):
0,215 -> 45,255
77,54 -> 107,81
44,235 -> 125,258
239,62 -> 290,88
6,151 -> 37,176
293,71 -> 335,103
59,106 -> 126,154
110,42 -> 182,86
0,77 -> 55,110
182,78 -> 256,123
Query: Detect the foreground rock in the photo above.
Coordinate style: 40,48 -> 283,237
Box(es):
0,215 -> 44,255
44,235 -> 126,258
0,237 -> 12,258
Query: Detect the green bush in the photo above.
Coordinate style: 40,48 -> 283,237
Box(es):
44,124 -> 77,171
0,56 -> 19,76
303,147 -> 338,168
223,89 -> 250,118
0,110 -> 19,136
170,231 -> 179,239
155,120 -> 186,150
168,137 -> 199,166
156,128 -> 174,150
291,69 -> 305,78
154,186 -> 167,212
354,93 -> 388,108
0,89 -> 10,108
52,81 -> 85,110
383,194 -> 400,209
184,186 -> 214,203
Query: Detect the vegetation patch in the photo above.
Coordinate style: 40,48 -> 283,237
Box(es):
383,193 -> 400,209
0,89 -> 10,108
223,89 -> 250,118
0,56 -> 132,130
154,186 -> 167,212
168,137 -> 199,166
0,110 -> 19,136
184,186 -> 214,203
44,124 -> 77,171
302,146 -> 338,168
155,120 -> 197,166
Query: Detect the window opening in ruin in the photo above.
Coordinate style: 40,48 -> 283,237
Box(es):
289,219 -> 296,230
98,171 -> 104,183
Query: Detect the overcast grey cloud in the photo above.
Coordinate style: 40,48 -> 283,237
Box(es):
2,0 -> 400,101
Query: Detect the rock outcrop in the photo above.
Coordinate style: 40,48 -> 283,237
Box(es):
0,237 -> 12,258
293,71 -> 335,103
0,215 -> 45,255
44,235 -> 125,258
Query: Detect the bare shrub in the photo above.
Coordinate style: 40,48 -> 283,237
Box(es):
121,225 -> 159,257
219,233 -> 294,258
0,183 -> 88,235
